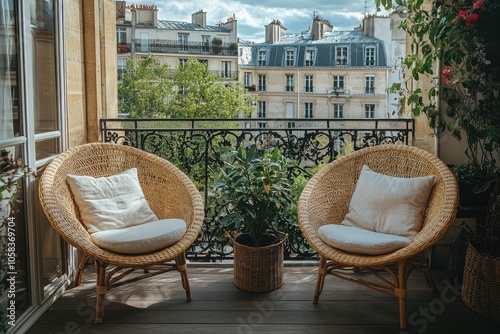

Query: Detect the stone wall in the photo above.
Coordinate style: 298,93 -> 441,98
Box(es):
65,0 -> 117,148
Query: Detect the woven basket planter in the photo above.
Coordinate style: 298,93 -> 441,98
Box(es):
231,231 -> 286,293
461,242 -> 500,322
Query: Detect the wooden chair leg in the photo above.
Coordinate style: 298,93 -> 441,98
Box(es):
176,252 -> 191,302
74,253 -> 91,286
396,261 -> 408,329
94,261 -> 107,324
313,255 -> 328,304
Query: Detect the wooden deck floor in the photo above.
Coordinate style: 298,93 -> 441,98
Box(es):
27,263 -> 498,334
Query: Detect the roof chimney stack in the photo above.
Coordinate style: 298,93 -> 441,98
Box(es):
265,20 -> 286,44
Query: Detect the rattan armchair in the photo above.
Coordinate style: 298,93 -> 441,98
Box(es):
39,142 -> 204,324
298,144 -> 459,329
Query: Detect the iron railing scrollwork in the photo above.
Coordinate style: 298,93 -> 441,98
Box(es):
101,118 -> 414,261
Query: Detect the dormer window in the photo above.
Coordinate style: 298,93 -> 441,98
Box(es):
258,50 -> 267,66
365,46 -> 376,66
305,50 -> 315,66
336,46 -> 348,65
285,49 -> 295,66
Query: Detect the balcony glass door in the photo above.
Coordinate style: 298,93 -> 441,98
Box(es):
1,1 -> 66,331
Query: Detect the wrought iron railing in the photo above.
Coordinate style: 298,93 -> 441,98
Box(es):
101,118 -> 414,260
129,39 -> 238,56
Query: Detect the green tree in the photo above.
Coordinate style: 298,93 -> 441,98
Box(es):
119,56 -> 255,119
118,55 -> 172,118
168,58 -> 254,118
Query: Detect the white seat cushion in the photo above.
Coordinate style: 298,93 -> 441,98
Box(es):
318,224 -> 412,255
342,165 -> 435,240
90,219 -> 187,254
67,168 -> 158,233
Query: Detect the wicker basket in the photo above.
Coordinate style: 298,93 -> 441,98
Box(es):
461,242 -> 500,322
231,231 -> 286,293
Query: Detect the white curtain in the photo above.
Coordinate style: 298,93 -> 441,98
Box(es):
0,0 -> 14,142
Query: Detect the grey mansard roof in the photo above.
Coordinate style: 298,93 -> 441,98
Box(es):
156,20 -> 231,32
249,30 -> 388,67
120,19 -> 232,33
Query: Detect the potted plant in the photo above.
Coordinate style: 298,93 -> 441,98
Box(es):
379,0 -> 500,207
376,0 -> 500,321
1,149 -> 28,332
215,145 -> 292,292
211,37 -> 223,54
458,176 -> 500,322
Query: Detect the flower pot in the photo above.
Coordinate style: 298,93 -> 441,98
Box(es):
231,231 -> 286,293
461,242 -> 500,322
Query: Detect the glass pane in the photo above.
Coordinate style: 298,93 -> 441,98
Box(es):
0,0 -> 22,139
30,0 -> 58,134
35,138 -> 59,161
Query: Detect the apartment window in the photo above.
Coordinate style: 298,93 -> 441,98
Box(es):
286,102 -> 294,119
305,75 -> 313,93
365,76 -> 375,94
336,46 -> 348,65
117,58 -> 127,80
258,122 -> 267,140
285,50 -> 295,66
178,33 -> 189,51
365,46 -> 376,66
179,85 -> 189,95
202,35 -> 210,52
199,59 -> 208,66
222,61 -> 231,79
305,102 -> 314,118
258,74 -> 266,91
365,104 -> 375,118
258,50 -> 267,66
258,101 -> 266,118
140,32 -> 149,52
117,27 -> 127,43
333,75 -> 344,92
179,58 -> 188,66
286,75 -> 294,92
244,72 -> 252,87
305,50 -> 315,66
333,104 -> 344,118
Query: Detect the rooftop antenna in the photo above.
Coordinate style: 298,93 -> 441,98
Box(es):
313,10 -> 317,18
363,0 -> 367,15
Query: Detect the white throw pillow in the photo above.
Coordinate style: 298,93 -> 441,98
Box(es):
341,165 -> 435,240
90,219 -> 187,254
67,168 -> 158,233
318,224 -> 412,255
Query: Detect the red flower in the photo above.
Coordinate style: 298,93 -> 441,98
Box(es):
456,10 -> 479,27
441,67 -> 453,85
473,0 -> 485,10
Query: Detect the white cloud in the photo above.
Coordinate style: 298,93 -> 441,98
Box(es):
125,0 -> 383,40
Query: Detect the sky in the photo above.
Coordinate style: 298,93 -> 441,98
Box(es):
125,0 -> 384,42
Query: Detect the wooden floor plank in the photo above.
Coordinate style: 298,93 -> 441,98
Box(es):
26,265 -> 498,334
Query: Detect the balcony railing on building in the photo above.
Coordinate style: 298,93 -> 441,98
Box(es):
117,67 -> 238,81
118,39 -> 238,56
101,117 -> 414,261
